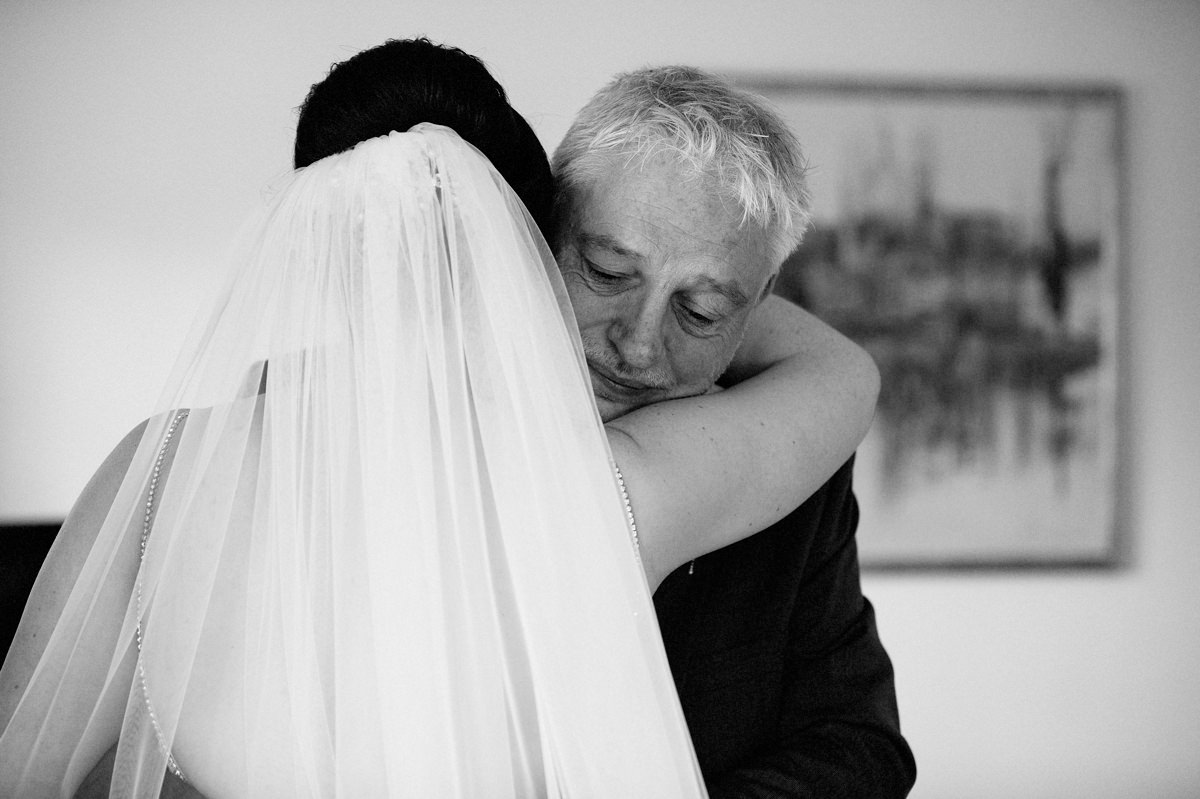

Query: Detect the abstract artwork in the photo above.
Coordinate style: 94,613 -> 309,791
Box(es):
744,78 -> 1126,567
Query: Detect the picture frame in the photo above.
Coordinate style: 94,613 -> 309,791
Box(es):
739,77 -> 1127,569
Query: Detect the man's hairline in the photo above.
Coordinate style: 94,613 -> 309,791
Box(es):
558,155 -> 790,282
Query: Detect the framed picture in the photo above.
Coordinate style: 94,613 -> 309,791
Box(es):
740,77 -> 1126,568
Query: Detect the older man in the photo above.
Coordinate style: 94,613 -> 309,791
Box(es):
551,66 -> 916,797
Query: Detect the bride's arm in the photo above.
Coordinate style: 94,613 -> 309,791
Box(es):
0,421 -> 147,731
3,419 -> 205,799
605,295 -> 878,589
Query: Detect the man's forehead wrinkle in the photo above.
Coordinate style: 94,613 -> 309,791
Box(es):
581,206 -> 691,264
624,200 -> 744,256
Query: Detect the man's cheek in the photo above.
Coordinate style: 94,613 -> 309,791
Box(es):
559,272 -> 595,318
563,285 -> 608,330
677,338 -> 737,390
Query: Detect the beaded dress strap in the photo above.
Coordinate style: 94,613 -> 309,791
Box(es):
135,409 -> 189,783
611,462 -> 641,567
612,462 -> 695,577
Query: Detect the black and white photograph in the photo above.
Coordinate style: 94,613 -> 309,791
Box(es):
1,3 -> 1197,798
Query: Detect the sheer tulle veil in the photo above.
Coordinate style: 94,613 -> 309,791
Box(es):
0,125 -> 706,797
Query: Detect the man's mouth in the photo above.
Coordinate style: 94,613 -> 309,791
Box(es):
588,363 -> 657,404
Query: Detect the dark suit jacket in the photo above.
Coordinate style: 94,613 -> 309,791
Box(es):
653,458 -> 916,798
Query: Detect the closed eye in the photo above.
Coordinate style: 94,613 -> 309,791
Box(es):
676,302 -> 723,334
584,259 -> 630,285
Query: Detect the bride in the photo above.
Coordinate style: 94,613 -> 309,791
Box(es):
0,39 -> 876,798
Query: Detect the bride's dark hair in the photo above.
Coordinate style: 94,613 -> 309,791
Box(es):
294,37 -> 555,237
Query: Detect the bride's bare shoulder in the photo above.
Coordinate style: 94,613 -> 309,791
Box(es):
58,409 -> 200,552
67,422 -> 149,529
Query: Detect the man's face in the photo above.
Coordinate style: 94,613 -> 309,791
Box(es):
556,154 -> 776,421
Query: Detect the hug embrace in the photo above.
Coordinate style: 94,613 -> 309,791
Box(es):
0,38 -> 914,798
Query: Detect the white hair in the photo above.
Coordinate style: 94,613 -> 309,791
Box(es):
552,66 -> 812,266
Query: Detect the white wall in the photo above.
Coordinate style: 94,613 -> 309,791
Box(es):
3,1 -> 1198,795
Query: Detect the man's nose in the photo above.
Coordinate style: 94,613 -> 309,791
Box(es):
610,295 -> 665,371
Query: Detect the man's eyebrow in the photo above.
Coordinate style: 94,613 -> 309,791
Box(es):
695,276 -> 751,308
578,231 -> 642,260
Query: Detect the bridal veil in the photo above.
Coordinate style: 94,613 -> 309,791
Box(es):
0,125 -> 706,798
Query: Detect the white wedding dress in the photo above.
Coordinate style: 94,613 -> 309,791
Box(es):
0,126 -> 707,798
